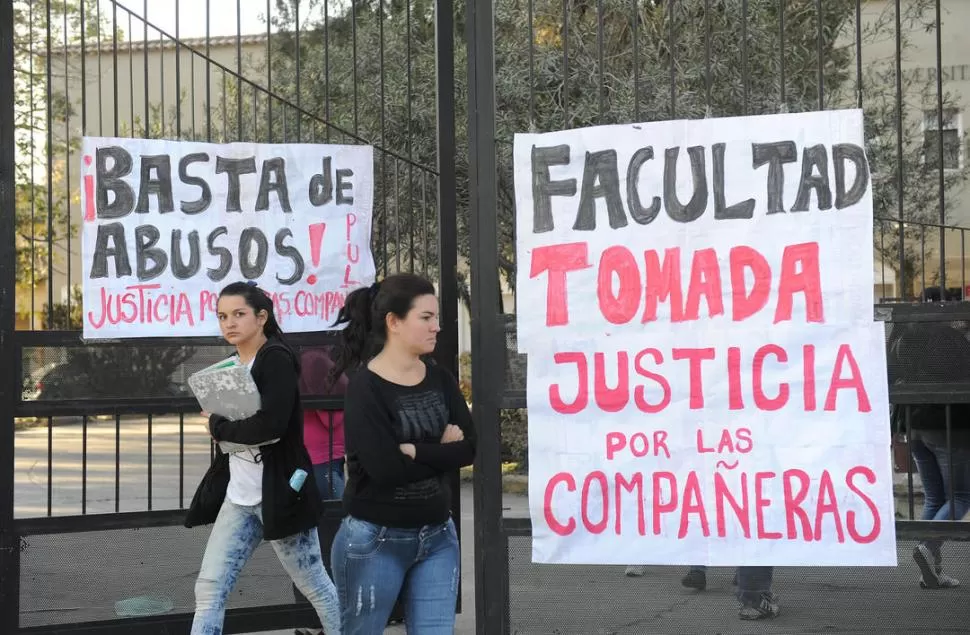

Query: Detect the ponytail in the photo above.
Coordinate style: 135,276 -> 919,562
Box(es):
328,273 -> 436,389
328,283 -> 379,389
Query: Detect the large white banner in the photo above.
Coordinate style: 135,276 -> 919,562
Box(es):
514,110 -> 896,566
80,137 -> 375,339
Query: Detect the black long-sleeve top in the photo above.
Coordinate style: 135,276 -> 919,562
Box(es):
342,361 -> 476,527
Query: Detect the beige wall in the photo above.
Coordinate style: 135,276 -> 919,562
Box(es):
25,35 -> 267,328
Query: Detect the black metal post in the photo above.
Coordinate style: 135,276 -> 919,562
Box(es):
466,0 -> 509,632
0,0 -> 20,629
435,0 -> 462,615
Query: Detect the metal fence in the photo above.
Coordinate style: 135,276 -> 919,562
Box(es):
466,0 -> 970,633
0,0 -> 457,632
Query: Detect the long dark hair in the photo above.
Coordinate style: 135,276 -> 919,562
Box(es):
218,281 -> 286,342
328,273 -> 436,387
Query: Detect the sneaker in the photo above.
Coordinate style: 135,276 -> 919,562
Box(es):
294,630 -> 322,635
914,544 -> 959,589
681,568 -> 707,591
624,565 -> 645,577
739,592 -> 781,620
919,571 -> 960,590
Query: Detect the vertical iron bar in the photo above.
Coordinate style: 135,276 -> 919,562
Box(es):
779,0 -> 786,107
97,0 -> 104,135
437,0 -> 458,374
905,407 -> 915,519
598,0 -> 606,119
351,0 -> 359,134
147,413 -> 153,511
295,0 -> 301,140
935,0 -> 946,291
179,412 -> 185,508
113,0 -> 119,136
29,1 -> 36,329
266,0 -> 273,141
529,0 -> 536,125
191,53 -> 197,139
407,0 -> 414,271
855,0 -> 863,108
206,0 -> 212,141
921,225 -> 927,296
128,14 -> 133,134
962,230 -> 966,297
65,2 -> 72,315
176,0 -> 182,138
47,416 -> 52,516
379,0 -> 387,275
115,413 -> 121,512
895,0 -> 905,297
634,0 -> 641,120
159,31 -> 166,134
395,162 -> 401,273
46,0 -> 54,327
325,0 -> 331,142
237,0 -> 243,136
816,0 -> 824,109
562,0 -> 569,127
422,171 -> 429,277
143,0 -> 150,136
704,0 -> 711,112
82,415 -> 88,514
0,1 -> 21,624
669,0 -> 675,118
741,0 -> 748,114
946,405 -> 955,520
222,70 -> 228,141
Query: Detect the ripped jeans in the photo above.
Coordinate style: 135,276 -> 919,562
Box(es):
190,500 -> 342,635
331,515 -> 459,635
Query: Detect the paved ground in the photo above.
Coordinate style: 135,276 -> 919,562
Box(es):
14,418 -> 970,634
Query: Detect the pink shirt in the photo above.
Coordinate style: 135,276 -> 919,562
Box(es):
299,347 -> 347,465
304,408 -> 345,464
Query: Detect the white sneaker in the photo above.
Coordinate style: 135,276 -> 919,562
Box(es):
624,565 -> 645,577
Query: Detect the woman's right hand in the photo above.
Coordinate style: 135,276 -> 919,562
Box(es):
440,424 -> 464,444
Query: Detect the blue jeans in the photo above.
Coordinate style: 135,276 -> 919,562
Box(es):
736,567 -> 773,606
685,565 -> 772,605
314,458 -> 346,500
191,500 -> 342,635
911,436 -> 970,553
331,515 -> 459,634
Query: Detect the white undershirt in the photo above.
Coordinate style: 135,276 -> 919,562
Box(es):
226,358 -> 264,506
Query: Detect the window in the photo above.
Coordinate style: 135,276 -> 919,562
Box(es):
923,108 -> 963,171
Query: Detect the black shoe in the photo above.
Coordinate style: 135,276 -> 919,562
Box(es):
681,568 -> 706,591
294,629 -> 322,635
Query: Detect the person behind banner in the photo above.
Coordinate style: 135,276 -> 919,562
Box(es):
184,281 -> 341,635
300,346 -> 348,500
328,273 -> 477,634
889,290 -> 970,590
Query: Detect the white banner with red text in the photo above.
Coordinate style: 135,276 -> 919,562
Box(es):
80,137 -> 375,339
513,110 -> 896,566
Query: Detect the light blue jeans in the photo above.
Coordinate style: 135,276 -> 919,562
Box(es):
331,515 -> 459,634
191,500 -> 342,635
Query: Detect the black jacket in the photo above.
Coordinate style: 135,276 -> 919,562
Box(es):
185,338 -> 320,540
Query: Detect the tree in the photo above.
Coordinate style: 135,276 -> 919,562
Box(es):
255,0 -> 966,302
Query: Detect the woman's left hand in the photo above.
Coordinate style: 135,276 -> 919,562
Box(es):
399,443 -> 416,459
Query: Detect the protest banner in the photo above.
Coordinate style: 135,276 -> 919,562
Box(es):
80,137 -> 375,339
513,110 -> 896,566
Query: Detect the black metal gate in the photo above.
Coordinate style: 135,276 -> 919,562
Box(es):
466,0 -> 970,633
0,0 -> 457,632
